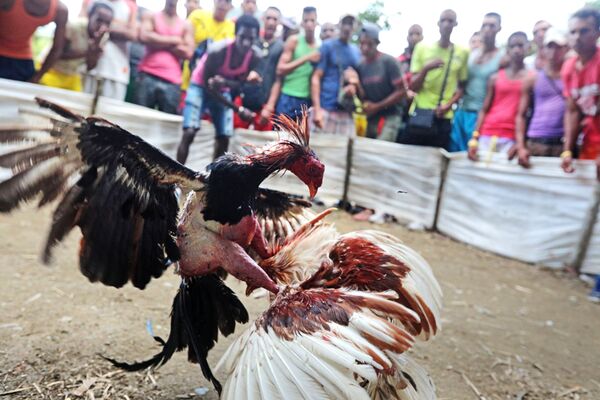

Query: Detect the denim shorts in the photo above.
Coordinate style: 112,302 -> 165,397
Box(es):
133,72 -> 181,115
182,83 -> 233,137
275,93 -> 311,120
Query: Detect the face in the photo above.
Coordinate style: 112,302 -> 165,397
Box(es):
407,25 -> 423,48
507,35 -> 528,62
289,152 -> 324,198
88,7 -> 113,37
469,33 -> 481,50
214,0 -> 233,21
338,21 -> 354,41
438,10 -> 457,37
235,25 -> 258,52
185,0 -> 198,15
241,0 -> 257,15
543,42 -> 568,67
533,21 -> 551,46
569,17 -> 600,55
320,23 -> 336,40
359,34 -> 378,59
302,11 -> 317,35
262,9 -> 280,37
480,16 -> 500,42
165,0 -> 178,10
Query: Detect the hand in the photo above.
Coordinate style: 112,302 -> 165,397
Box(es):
238,106 -> 255,122
29,71 -> 42,84
208,75 -> 226,90
259,106 -> 273,125
516,147 -> 531,168
561,155 -> 575,174
406,89 -> 417,99
342,84 -> 356,97
246,70 -> 262,83
424,58 -> 444,72
435,103 -> 452,118
313,107 -> 324,129
307,51 -> 320,63
596,155 -> 600,181
363,101 -> 378,117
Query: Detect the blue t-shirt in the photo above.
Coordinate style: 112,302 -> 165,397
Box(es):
316,38 -> 360,110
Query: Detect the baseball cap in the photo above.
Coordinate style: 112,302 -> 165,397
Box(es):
340,14 -> 356,26
544,27 -> 568,47
361,22 -> 381,42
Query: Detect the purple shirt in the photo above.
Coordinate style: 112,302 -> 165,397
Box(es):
527,70 -> 566,139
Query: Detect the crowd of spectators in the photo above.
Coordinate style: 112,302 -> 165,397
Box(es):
1,1 -> 600,298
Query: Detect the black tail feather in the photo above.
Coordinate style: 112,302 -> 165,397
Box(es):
102,275 -> 248,394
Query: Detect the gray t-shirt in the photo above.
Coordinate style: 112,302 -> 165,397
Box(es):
461,48 -> 503,112
356,52 -> 402,120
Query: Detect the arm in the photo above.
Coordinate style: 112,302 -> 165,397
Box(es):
139,12 -> 181,48
363,57 -> 405,117
410,59 -> 444,92
436,81 -> 465,117
311,68 -> 324,128
514,74 -> 536,167
259,77 -> 282,124
561,97 -> 582,173
61,40 -> 87,60
468,74 -> 497,161
109,4 -> 138,42
171,21 -> 194,60
276,35 -> 319,76
32,2 -> 69,82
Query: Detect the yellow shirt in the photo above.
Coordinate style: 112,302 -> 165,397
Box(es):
182,9 -> 235,89
410,42 -> 469,118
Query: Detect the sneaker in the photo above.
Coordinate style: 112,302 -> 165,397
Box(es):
588,291 -> 600,303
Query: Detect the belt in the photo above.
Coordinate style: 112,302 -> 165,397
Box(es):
527,137 -> 563,145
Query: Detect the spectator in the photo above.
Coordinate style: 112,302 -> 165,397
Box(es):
185,0 -> 199,17
355,23 -> 404,141
468,32 -> 531,159
525,20 -> 551,70
177,15 -> 262,163
39,2 -> 113,92
469,31 -> 482,51
228,0 -> 261,21
273,6 -> 319,119
449,12 -> 503,152
236,5 -> 283,130
561,8 -> 600,177
183,0 -> 235,91
320,22 -> 336,41
124,7 -> 148,103
83,0 -> 137,101
311,14 -> 360,136
0,0 -> 68,83
515,28 -> 568,166
398,24 -> 423,80
399,9 -> 468,149
134,0 -> 194,114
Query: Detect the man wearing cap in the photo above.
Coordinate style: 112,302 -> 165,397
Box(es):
311,14 -> 360,135
400,9 -> 468,149
514,27 -> 569,166
525,20 -> 552,70
355,22 -> 405,141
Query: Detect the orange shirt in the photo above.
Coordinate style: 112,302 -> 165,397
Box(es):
0,0 -> 58,59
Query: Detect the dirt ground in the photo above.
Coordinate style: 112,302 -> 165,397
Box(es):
0,205 -> 599,400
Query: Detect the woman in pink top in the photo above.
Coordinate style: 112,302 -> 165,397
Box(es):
469,32 -> 531,160
134,0 -> 194,113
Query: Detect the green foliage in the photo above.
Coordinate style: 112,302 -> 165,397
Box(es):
585,0 -> 600,8
356,0 -> 391,30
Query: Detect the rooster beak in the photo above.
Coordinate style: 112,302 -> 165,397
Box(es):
309,183 -> 318,199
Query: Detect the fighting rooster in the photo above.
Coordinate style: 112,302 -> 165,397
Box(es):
216,211 -> 442,400
0,98 -> 324,392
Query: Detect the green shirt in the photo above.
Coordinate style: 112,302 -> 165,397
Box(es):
281,34 -> 315,99
410,42 -> 469,118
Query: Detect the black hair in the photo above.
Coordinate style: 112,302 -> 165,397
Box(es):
89,2 -> 114,17
235,14 -> 260,34
265,6 -> 281,15
508,31 -> 528,43
571,8 -> 600,31
303,6 -> 317,15
484,12 -> 501,25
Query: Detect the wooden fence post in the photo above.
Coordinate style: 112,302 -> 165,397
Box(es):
432,151 -> 451,231
572,182 -> 600,273
341,136 -> 354,208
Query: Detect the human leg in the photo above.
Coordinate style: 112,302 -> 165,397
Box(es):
155,79 -> 182,115
205,92 -> 234,160
133,72 -> 158,109
177,84 -> 204,164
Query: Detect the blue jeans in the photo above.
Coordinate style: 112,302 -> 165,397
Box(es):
276,93 -> 311,120
182,83 -> 233,137
133,72 -> 181,114
449,108 -> 478,152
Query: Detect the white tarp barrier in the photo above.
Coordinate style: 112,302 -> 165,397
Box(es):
581,186 -> 600,275
231,130 -> 347,204
437,153 -> 599,268
347,137 -> 445,229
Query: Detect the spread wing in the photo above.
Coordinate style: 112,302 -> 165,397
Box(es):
0,98 -> 204,289
216,288 -> 436,400
253,188 -> 316,252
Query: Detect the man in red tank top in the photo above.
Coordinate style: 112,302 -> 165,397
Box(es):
0,0 -> 68,82
134,0 -> 194,114
561,8 -> 600,180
